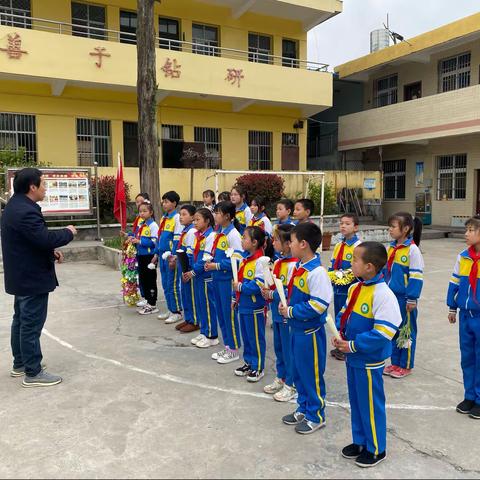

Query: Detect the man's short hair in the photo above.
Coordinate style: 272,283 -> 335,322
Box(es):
162,190 -> 180,206
292,222 -> 322,252
357,241 -> 387,273
277,198 -> 294,212
295,198 -> 314,216
340,213 -> 359,226
13,168 -> 42,195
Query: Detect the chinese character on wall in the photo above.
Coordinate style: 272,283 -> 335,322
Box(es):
161,58 -> 181,78
225,68 -> 244,88
0,33 -> 28,59
89,47 -> 111,68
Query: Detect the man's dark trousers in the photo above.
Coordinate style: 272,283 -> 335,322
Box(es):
11,294 -> 49,377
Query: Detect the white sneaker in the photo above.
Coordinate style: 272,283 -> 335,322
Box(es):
196,337 -> 220,349
264,377 -> 285,394
211,349 -> 227,361
217,349 -> 240,364
138,305 -> 159,315
191,334 -> 205,345
165,313 -> 183,324
273,384 -> 297,402
136,299 -> 148,308
157,312 -> 171,320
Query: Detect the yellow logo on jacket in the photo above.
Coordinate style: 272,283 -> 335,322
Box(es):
349,286 -> 374,319
236,210 -> 246,225
293,271 -> 309,294
163,217 -> 175,233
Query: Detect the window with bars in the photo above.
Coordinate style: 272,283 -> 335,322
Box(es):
192,23 -> 219,57
71,2 -> 106,40
123,121 -> 138,167
373,74 -> 398,108
0,0 -> 31,28
0,112 -> 36,162
119,10 -> 137,44
76,118 -> 111,167
194,127 -> 221,169
282,133 -> 298,146
162,124 -> 183,140
282,39 -> 299,68
383,159 -> 405,200
249,131 -> 272,171
248,33 -> 272,64
439,52 -> 471,93
436,154 -> 467,200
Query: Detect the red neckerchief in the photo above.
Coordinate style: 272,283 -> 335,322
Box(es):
193,230 -> 206,261
339,281 -> 364,339
387,242 -> 411,273
132,216 -> 141,233
236,249 -> 264,302
468,246 -> 480,301
271,257 -> 298,291
157,215 -> 168,239
287,265 -> 306,302
178,224 -> 192,250
135,221 -> 148,239
211,232 -> 225,258
333,242 -> 346,270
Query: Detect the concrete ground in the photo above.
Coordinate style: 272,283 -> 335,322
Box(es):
0,238 -> 479,479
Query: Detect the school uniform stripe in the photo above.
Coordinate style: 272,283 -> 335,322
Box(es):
449,276 -> 460,285
253,311 -> 262,371
190,280 -> 198,326
312,333 -> 325,423
173,266 -> 180,311
308,299 -> 327,314
204,282 -> 212,337
374,324 -> 396,340
231,308 -> 239,349
367,369 -> 379,455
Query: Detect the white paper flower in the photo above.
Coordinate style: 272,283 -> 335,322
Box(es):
203,253 -> 213,262
335,270 -> 344,279
147,263 -> 156,270
161,251 -> 172,260
226,248 -> 234,258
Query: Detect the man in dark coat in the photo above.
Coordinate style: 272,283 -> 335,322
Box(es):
1,168 -> 77,387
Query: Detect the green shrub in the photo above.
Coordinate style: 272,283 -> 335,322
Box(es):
0,148 -> 50,169
104,236 -> 123,250
234,173 -> 285,209
308,180 -> 338,215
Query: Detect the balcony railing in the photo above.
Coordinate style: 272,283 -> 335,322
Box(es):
0,12 -> 328,71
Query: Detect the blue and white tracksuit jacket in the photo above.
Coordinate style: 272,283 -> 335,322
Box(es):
211,223 -> 243,349
329,234 -> 362,322
285,256 -> 333,424
191,228 -> 218,338
178,224 -> 197,326
235,203 -> 253,235
156,210 -> 183,314
135,218 -> 159,256
337,274 -> 402,456
248,212 -> 273,236
383,237 -> 424,369
447,250 -> 480,404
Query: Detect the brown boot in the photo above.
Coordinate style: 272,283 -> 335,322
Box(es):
180,323 -> 200,333
175,321 -> 188,331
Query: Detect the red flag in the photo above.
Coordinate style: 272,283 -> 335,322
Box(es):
113,155 -> 127,231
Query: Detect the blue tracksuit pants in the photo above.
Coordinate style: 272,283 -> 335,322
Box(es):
347,364 -> 387,455
459,310 -> 480,403
239,310 -> 266,371
333,284 -> 350,328
391,295 -> 417,369
181,274 -> 197,325
291,327 -> 327,424
213,279 -> 241,349
193,277 -> 217,338
159,257 -> 182,313
273,321 -> 292,386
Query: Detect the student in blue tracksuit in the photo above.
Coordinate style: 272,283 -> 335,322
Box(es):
383,212 -> 424,379
275,199 -> 296,227
447,215 -> 480,420
329,213 -> 362,361
204,201 -> 244,365
233,226 -> 267,382
175,204 -> 199,334
262,223 -> 298,402
279,222 -> 332,435
154,191 -> 183,324
230,185 -> 252,235
183,208 -> 218,349
333,241 -> 402,468
131,202 -> 159,315
249,196 -> 273,237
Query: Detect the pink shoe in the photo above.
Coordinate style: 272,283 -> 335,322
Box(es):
383,365 -> 396,376
390,367 -> 412,379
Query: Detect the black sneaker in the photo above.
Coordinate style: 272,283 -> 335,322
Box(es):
342,443 -> 364,459
295,419 -> 326,435
282,411 -> 305,425
355,450 -> 386,468
246,370 -> 264,383
469,403 -> 480,419
234,363 -> 251,377
456,399 -> 476,414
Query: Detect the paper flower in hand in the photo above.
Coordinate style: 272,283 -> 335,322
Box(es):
226,248 -> 234,258
161,251 -> 172,260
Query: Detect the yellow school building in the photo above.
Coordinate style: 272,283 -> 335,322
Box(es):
0,0 -> 350,199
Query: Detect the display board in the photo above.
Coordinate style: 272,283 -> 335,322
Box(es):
7,168 -> 92,216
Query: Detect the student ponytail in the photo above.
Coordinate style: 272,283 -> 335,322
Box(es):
413,216 -> 423,247
214,201 -> 241,230
388,211 -> 422,246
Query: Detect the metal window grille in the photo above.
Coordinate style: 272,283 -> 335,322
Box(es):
159,17 -> 181,51
248,33 -> 272,64
249,131 -> 272,171
161,124 -> 183,140
194,127 -> 221,169
76,118 -> 111,167
71,2 -> 106,40
439,52 -> 471,93
0,0 -> 31,28
192,23 -> 219,57
436,154 -> 467,200
0,112 -> 36,161
282,133 -> 298,146
373,74 -> 398,108
383,159 -> 405,200
307,133 -> 336,158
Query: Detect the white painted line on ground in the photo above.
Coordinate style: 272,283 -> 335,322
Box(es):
43,328 -> 455,412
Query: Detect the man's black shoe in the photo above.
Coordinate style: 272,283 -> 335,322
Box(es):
355,450 -> 386,468
341,443 -> 364,459
456,399 -> 475,414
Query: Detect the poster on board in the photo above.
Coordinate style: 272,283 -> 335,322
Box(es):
7,168 -> 92,216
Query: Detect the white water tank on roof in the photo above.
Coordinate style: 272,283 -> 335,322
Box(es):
370,29 -> 390,52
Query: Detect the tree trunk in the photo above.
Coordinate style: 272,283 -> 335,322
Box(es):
137,0 -> 160,216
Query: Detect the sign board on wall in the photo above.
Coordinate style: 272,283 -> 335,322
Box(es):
363,178 -> 376,190
7,168 -> 92,216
